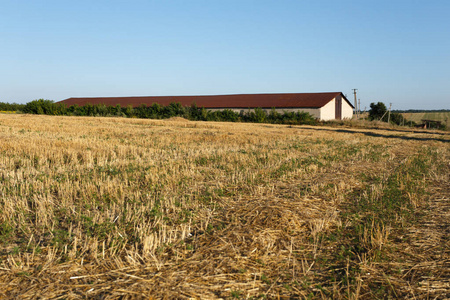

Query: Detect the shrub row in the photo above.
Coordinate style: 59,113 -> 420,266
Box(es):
1,99 -> 317,125
0,102 -> 25,112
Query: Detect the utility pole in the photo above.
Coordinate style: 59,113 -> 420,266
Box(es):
352,89 -> 358,119
358,98 -> 361,118
387,103 -> 392,124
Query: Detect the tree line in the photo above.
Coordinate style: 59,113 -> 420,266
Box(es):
0,102 -> 25,111
0,99 -> 317,125
2,99 -> 443,129
393,109 -> 450,113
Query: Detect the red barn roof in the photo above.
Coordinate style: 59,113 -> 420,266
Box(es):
58,92 -> 353,109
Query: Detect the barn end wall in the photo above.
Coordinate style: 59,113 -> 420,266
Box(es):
341,100 -> 354,119
319,99 -> 336,121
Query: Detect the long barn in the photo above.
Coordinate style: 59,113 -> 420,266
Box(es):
59,92 -> 354,121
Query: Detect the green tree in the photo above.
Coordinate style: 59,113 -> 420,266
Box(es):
369,102 -> 387,121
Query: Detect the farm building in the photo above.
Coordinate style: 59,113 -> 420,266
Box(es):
59,92 -> 354,121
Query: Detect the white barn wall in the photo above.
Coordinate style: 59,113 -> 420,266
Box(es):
341,101 -> 354,119
319,98 -> 336,121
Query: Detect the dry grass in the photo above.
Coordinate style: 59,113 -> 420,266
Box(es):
0,114 -> 448,299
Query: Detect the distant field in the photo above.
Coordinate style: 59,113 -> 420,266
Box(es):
402,111 -> 450,124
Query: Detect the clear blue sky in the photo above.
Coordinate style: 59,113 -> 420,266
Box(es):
1,0 -> 449,110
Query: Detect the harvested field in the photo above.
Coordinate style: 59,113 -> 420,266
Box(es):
402,112 -> 450,126
0,114 -> 449,299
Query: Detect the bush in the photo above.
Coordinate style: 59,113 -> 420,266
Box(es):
187,103 -> 208,121
23,99 -> 66,115
124,105 -> 135,117
207,109 -> 240,122
389,112 -> 406,125
163,102 -> 185,118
